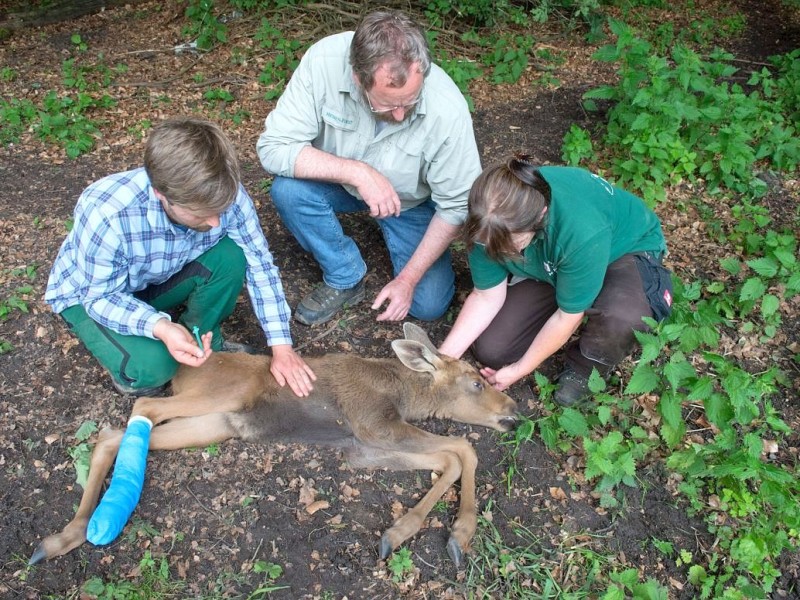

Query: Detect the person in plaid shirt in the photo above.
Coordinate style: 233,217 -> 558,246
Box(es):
46,117 -> 316,397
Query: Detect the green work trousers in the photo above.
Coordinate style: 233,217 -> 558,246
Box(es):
60,236 -> 246,390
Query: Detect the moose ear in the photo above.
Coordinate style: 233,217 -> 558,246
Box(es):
402,322 -> 438,354
391,339 -> 444,373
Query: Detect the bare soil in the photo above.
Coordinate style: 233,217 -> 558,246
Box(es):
0,1 -> 798,599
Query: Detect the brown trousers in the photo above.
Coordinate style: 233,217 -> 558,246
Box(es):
471,254 -> 652,377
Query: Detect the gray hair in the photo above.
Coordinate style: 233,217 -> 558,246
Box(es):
350,10 -> 431,90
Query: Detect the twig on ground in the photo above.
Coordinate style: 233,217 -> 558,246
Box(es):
110,55 -> 206,88
295,314 -> 358,352
185,483 -> 226,522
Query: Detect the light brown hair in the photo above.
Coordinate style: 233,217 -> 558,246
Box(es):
465,155 -> 551,261
144,117 -> 240,212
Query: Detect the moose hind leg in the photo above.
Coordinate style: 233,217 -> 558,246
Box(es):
29,428 -> 125,564
347,446 -> 465,564
30,413 -> 235,564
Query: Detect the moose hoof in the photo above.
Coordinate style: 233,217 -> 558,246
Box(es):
379,534 -> 395,560
28,544 -> 47,566
446,536 -> 464,568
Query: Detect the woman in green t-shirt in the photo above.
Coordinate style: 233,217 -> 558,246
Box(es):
439,155 -> 673,406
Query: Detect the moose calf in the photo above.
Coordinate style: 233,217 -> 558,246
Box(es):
31,323 -> 518,567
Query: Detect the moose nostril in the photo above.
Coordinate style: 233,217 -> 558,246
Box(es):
499,416 -> 519,430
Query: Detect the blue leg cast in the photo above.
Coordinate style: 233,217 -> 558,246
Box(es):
86,415 -> 153,545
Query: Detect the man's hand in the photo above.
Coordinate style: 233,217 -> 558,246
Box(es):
270,344 -> 317,397
355,165 -> 401,218
153,319 -> 212,367
372,277 -> 414,321
293,147 -> 400,218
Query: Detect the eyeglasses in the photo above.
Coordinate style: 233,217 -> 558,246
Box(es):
364,88 -> 422,114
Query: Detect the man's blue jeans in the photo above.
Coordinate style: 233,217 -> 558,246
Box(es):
270,177 -> 455,320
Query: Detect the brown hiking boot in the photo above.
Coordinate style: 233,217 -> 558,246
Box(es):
294,280 -> 366,326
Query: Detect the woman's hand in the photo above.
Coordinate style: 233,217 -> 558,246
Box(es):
480,364 -> 525,392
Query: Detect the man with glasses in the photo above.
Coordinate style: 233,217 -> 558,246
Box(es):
257,10 -> 481,326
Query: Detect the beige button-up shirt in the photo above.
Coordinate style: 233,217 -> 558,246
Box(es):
256,31 -> 482,226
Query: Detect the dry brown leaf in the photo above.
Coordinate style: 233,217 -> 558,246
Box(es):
305,499 -> 329,514
298,483 -> 317,506
391,500 -> 405,520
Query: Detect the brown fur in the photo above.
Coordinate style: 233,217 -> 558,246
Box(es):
31,323 -> 518,567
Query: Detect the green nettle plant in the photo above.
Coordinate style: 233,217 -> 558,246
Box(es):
482,33 -> 535,84
254,17 -> 304,100
622,282 -> 797,596
35,89 -> 116,158
0,97 -> 37,144
184,0 -> 227,49
571,20 -> 799,204
423,0 -> 529,28
0,55 -> 116,157
387,547 -> 415,582
504,257 -> 798,596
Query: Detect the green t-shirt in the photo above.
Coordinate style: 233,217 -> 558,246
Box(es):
468,166 -> 667,313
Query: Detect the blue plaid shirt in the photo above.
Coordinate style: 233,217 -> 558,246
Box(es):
45,168 -> 293,346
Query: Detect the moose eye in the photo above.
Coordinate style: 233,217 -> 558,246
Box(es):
472,380 -> 484,391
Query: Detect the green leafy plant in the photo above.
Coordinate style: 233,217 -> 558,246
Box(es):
0,287 -> 31,321
203,87 -> 250,124
575,21 -> 799,203
82,550 -> 185,599
71,33 -> 88,52
437,56 -> 482,110
0,266 -> 39,354
602,568 -> 668,600
424,0 -> 528,28
562,123 -> 596,166
247,560 -> 288,598
0,97 -> 37,145
184,0 -> 226,49
10,263 -> 39,280
255,17 -> 304,100
203,87 -> 235,105
387,547 -> 415,582
482,34 -> 534,84
67,420 -> 98,488
34,88 -> 116,158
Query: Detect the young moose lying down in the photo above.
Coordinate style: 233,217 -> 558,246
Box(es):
31,323 -> 519,567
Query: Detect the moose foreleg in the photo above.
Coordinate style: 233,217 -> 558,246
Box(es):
346,444 -> 466,565
390,434 -> 481,568
443,438 -> 479,567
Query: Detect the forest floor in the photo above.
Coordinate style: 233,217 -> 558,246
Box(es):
0,1 -> 798,598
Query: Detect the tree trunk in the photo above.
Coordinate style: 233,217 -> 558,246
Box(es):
0,0 -> 151,31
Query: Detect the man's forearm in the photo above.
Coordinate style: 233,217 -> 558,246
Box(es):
86,294 -> 166,339
293,146 -> 365,187
395,215 -> 458,288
